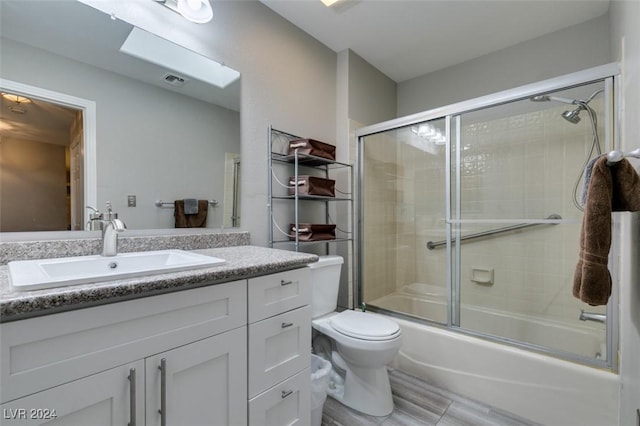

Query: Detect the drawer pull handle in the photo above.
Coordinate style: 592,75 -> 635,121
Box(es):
281,389 -> 293,399
281,322 -> 294,328
280,279 -> 294,286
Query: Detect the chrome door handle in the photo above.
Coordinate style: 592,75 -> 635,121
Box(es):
158,358 -> 167,426
128,368 -> 136,426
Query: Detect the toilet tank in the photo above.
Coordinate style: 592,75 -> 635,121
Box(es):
307,255 -> 344,319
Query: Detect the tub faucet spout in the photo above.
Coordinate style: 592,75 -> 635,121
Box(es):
579,309 -> 606,324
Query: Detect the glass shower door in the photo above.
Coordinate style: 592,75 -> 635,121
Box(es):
361,118 -> 449,324
357,70 -> 617,368
452,81 -> 610,361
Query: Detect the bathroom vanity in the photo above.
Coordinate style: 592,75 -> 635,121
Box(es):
0,238 -> 316,426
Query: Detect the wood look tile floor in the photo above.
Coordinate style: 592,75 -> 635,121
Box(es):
321,369 -> 541,426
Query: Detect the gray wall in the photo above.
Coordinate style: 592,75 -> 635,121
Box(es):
1,37 -> 239,230
398,14 -> 610,116
609,1 -> 640,423
347,50 -> 397,126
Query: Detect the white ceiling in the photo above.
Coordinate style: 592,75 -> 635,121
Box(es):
260,0 -> 611,83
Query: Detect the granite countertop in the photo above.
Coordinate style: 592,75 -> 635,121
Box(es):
0,246 -> 318,323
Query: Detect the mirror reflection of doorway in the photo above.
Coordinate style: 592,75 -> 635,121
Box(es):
223,153 -> 241,228
0,91 -> 83,231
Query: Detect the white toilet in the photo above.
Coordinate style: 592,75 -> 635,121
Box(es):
308,255 -> 402,417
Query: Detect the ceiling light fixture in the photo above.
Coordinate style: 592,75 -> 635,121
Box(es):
1,92 -> 32,104
321,0 -> 343,6
154,0 -> 212,24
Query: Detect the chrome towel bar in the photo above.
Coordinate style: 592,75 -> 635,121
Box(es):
155,199 -> 218,207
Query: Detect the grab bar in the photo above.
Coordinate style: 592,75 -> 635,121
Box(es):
427,214 -> 561,250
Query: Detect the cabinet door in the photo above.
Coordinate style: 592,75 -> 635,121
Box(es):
145,327 -> 247,426
248,306 -> 311,398
0,360 -> 144,426
248,368 -> 310,426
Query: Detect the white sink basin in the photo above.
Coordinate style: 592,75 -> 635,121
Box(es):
9,250 -> 225,292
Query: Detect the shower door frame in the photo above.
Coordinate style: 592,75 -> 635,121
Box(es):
356,62 -> 621,370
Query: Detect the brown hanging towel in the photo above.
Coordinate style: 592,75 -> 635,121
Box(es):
174,199 -> 209,228
573,157 -> 640,305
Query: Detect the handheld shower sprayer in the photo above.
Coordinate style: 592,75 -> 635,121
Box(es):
529,88 -> 604,211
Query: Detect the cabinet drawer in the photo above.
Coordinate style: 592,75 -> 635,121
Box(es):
248,306 -> 311,398
248,268 -> 310,323
1,281 -> 247,403
249,367 -> 310,426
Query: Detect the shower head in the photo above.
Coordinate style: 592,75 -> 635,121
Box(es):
530,89 -> 603,124
562,107 -> 583,124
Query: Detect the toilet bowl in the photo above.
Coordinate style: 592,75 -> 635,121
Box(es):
308,256 -> 402,417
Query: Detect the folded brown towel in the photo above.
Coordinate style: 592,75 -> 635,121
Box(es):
174,199 -> 209,228
573,157 -> 640,305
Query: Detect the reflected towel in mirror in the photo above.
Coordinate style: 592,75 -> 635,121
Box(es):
174,199 -> 208,228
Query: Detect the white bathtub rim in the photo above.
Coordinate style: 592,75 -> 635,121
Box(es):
393,317 -> 620,426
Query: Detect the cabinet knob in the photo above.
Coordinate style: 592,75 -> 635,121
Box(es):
281,389 -> 293,399
280,279 -> 294,286
281,322 -> 294,328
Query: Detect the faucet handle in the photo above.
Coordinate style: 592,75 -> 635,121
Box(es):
86,205 -> 103,220
104,201 -> 118,220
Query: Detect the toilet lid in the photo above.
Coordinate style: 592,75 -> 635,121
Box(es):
330,310 -> 400,341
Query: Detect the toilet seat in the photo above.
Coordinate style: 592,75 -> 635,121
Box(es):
330,310 -> 401,341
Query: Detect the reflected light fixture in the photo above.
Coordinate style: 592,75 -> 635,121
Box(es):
321,0 -> 343,6
154,0 -> 213,24
1,92 -> 32,104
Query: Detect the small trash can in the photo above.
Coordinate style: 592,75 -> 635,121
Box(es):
310,354 -> 332,426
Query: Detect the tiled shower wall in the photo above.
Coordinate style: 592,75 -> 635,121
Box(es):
363,99 -> 607,326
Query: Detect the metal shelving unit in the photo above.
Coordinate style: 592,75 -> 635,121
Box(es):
268,125 -> 354,254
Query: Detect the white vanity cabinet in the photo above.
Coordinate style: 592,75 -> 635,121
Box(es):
1,360 -> 145,426
1,280 -> 247,426
1,265 -> 315,426
247,268 -> 312,426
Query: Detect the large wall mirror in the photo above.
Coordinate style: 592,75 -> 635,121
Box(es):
0,0 -> 241,233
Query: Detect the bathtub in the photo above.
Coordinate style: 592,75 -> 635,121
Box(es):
373,284 -> 606,358
373,286 -> 620,425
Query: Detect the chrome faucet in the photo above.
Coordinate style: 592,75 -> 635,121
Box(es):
101,202 -> 125,257
579,309 -> 606,324
86,205 -> 104,231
